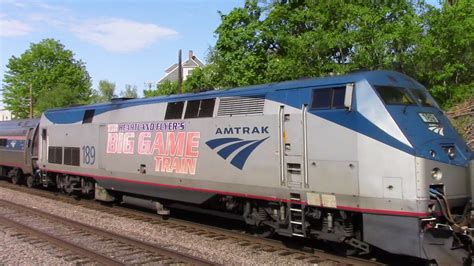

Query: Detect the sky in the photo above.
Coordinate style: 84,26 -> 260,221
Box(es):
0,0 -> 244,109
0,0 -> 441,110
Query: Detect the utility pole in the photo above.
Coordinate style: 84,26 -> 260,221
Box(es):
144,82 -> 153,90
29,84 -> 33,119
177,49 -> 183,94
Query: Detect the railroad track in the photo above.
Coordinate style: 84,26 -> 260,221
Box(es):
0,198 -> 212,265
0,180 -> 382,265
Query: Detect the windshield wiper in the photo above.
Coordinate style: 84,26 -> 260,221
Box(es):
403,104 -> 410,115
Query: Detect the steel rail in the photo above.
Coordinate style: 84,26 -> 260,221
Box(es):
0,180 -> 381,265
0,198 -> 213,265
0,214 -> 123,265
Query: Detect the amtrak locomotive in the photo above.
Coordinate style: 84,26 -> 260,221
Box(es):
0,70 -> 473,264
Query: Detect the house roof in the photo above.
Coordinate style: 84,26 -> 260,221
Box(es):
165,63 -> 178,73
158,54 -> 205,84
187,56 -> 205,67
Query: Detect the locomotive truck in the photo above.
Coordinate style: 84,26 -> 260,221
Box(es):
1,70 -> 473,264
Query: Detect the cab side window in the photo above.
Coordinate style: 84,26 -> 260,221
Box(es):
311,86 -> 346,109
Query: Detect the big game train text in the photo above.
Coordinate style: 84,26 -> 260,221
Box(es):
106,122 -> 200,175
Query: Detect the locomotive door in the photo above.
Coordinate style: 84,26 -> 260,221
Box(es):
277,89 -> 310,189
41,127 -> 47,165
24,128 -> 34,167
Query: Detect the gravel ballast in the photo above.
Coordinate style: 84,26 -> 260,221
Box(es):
0,186 -> 321,265
0,225 -> 70,265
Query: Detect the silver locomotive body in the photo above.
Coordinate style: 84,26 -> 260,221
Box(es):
35,70 -> 473,264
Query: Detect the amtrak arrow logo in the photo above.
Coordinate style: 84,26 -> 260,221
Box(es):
428,124 -> 444,136
206,137 -> 269,170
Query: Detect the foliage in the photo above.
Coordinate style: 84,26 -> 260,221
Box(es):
2,39 -> 92,118
121,84 -> 138,98
193,0 -> 425,87
143,80 -> 179,97
184,0 -> 472,108
447,96 -> 473,148
91,80 -> 116,103
183,67 -> 216,92
413,0 -> 474,108
211,1 -> 268,87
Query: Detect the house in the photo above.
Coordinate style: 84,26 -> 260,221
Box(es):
157,50 -> 205,84
0,109 -> 12,121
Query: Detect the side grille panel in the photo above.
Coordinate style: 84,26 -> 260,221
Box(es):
217,96 -> 265,116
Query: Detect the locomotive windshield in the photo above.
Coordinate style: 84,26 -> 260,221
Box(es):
410,89 -> 436,107
375,85 -> 438,108
375,85 -> 416,105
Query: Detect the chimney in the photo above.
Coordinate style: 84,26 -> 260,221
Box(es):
188,50 -> 193,60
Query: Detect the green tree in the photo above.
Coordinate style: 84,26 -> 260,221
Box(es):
183,67 -> 216,92
208,0 -> 423,85
2,38 -> 92,118
149,0 -> 472,108
121,84 -> 138,98
199,0 -> 471,107
91,80 -> 116,103
413,0 -> 474,108
143,81 -> 179,97
212,0 -> 267,87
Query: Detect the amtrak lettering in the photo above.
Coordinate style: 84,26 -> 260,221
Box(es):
215,126 -> 269,135
106,122 -> 200,175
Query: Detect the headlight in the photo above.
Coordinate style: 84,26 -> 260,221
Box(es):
431,168 -> 443,181
447,147 -> 455,159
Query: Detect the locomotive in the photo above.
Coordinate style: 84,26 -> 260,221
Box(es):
0,70 -> 473,264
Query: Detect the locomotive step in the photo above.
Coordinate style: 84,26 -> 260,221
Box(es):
291,233 -> 305,237
290,208 -> 302,212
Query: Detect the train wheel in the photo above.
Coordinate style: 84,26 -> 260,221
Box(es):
26,175 -> 35,188
252,225 -> 275,238
58,175 -> 75,195
328,241 -> 358,256
8,169 -> 22,185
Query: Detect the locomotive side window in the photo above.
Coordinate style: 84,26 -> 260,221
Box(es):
82,110 -> 95,124
64,147 -> 80,166
165,101 -> 185,120
312,89 -> 332,108
48,146 -> 63,164
311,86 -> 346,109
184,99 -> 216,119
0,139 -> 6,147
197,99 -> 215,118
184,100 -> 200,119
332,87 -> 346,108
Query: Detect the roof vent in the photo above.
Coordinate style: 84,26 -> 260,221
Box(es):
217,95 -> 265,116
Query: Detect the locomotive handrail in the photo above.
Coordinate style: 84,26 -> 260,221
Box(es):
302,104 -> 309,188
279,105 -> 285,186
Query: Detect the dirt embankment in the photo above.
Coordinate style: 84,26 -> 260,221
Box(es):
447,96 -> 473,149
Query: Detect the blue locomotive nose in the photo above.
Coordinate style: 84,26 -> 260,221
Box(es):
370,80 -> 472,167
386,104 -> 472,167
